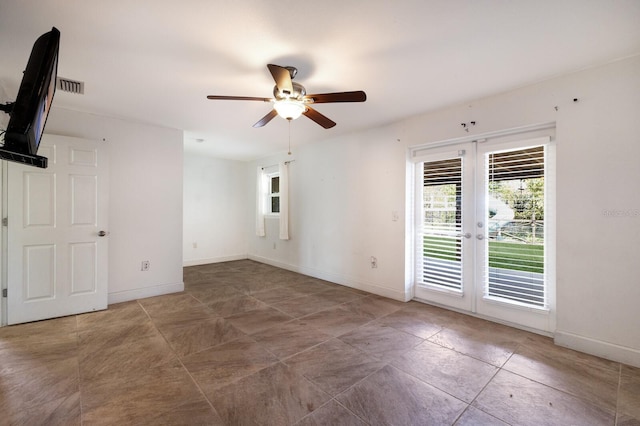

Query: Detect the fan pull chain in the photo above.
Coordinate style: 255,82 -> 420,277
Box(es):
288,118 -> 292,155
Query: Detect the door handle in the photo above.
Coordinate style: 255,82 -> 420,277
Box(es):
457,233 -> 472,239
98,231 -> 109,237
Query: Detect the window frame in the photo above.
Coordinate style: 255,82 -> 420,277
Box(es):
266,171 -> 280,216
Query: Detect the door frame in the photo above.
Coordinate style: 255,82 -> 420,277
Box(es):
408,122 -> 556,334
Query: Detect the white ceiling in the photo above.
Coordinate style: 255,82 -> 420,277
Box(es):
1,1 -> 639,161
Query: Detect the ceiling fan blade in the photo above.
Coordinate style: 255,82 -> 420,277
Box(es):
303,106 -> 336,129
252,109 -> 278,128
207,95 -> 271,102
304,91 -> 366,104
267,64 -> 293,96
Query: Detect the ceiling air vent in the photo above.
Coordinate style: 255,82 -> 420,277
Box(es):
56,77 -> 84,94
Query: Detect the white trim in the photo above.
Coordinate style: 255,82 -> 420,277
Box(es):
409,122 -> 556,155
555,330 -> 640,368
183,254 -> 247,267
108,281 -> 184,305
248,254 -> 410,302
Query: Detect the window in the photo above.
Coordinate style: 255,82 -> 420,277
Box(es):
267,172 -> 280,215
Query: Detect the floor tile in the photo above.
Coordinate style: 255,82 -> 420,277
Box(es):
209,362 -> 330,426
504,336 -> 620,411
206,294 -> 269,317
82,360 -> 222,425
279,279 -> 335,296
428,320 -> 525,366
271,293 -> 343,318
336,365 -> 467,426
79,332 -> 177,383
285,338 -> 386,396
158,316 -> 245,357
618,414 -> 640,426
473,369 -> 615,426
187,284 -> 244,304
300,306 -> 372,337
373,308 -> 444,339
294,400 -> 367,426
338,322 -> 424,362
314,287 -> 366,305
77,319 -> 161,355
181,336 -> 279,392
138,292 -> 206,319
0,356 -> 79,418
250,285 -> 309,304
392,340 -> 498,403
76,300 -> 148,331
619,365 -> 640,421
252,320 -> 332,359
149,304 -> 217,328
0,332 -> 77,375
3,391 -> 81,426
454,406 -> 509,425
340,294 -> 405,319
226,306 -> 295,335
0,316 -> 77,345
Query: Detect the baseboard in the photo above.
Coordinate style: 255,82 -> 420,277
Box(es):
248,254 -> 409,302
555,330 -> 640,368
108,281 -> 184,305
183,254 -> 248,267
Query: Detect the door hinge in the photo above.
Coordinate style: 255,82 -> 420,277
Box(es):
2,289 -> 6,298
2,217 -> 7,226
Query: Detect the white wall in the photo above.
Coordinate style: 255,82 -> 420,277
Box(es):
183,152 -> 247,266
45,107 -> 184,303
247,55 -> 640,367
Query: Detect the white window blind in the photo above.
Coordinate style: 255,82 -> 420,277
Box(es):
419,157 -> 463,292
485,145 -> 545,307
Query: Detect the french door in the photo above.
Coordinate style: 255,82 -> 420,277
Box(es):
413,132 -> 555,333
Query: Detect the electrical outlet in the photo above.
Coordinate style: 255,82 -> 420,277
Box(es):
141,261 -> 150,271
371,256 -> 378,268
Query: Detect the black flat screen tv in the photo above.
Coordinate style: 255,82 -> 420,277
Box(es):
0,27 -> 60,168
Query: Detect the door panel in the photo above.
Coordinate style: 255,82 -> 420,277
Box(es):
7,135 -> 108,325
475,137 -> 554,332
414,144 -> 474,312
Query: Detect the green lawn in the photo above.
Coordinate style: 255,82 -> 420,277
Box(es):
423,236 -> 543,274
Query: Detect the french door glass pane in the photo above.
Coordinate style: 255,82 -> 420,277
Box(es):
420,158 -> 463,291
485,146 -> 545,307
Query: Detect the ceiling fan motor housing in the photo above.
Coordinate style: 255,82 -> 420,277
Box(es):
274,81 -> 306,101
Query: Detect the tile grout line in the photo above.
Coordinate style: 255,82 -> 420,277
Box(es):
614,363 -> 622,426
137,298 -> 223,419
74,314 -> 85,426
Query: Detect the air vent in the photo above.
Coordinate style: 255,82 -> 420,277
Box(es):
56,77 -> 84,94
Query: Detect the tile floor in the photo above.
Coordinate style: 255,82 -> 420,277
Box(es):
1,259 -> 639,425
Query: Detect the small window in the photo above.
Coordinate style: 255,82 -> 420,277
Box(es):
268,174 -> 280,214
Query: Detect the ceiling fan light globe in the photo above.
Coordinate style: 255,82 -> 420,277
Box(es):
274,100 -> 305,120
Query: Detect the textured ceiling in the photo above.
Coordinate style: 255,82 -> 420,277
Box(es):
1,1 -> 639,160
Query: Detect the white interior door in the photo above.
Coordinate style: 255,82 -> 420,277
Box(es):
7,135 -> 108,325
413,132 -> 555,333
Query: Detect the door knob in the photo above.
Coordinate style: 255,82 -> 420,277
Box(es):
98,231 -> 109,237
476,234 -> 484,240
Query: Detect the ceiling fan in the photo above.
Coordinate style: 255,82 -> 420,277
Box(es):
207,64 -> 366,129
